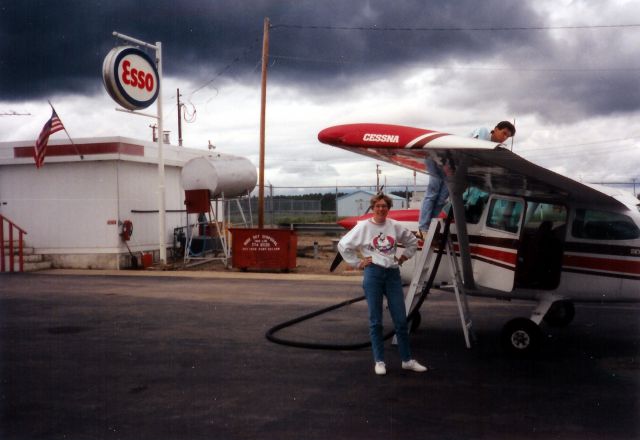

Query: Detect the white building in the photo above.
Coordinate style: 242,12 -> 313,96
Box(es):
336,190 -> 407,217
0,136 -> 253,269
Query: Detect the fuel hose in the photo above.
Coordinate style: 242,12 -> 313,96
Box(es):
265,213 -> 452,350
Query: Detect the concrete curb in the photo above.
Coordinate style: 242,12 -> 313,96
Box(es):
34,268 -> 364,283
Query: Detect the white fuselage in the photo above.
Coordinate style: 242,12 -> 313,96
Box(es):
402,188 -> 640,303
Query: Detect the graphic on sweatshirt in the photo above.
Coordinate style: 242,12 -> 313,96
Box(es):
372,233 -> 395,255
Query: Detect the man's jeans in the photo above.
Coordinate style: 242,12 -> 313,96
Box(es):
419,157 -> 449,231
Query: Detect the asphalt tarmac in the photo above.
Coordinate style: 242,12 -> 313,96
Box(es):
1,271 -> 638,440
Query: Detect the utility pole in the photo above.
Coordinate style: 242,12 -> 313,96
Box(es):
149,124 -> 157,142
176,88 -> 183,147
376,164 -> 381,192
258,17 -> 270,229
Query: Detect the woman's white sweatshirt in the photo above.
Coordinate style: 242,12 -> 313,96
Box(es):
337,218 -> 418,269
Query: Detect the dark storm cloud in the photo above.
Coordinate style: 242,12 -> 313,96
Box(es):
0,0 -> 541,99
1,0 -> 638,121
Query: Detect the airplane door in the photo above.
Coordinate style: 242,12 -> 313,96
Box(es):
515,202 -> 567,289
472,195 -> 524,292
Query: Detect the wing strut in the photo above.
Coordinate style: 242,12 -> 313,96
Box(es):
447,180 -> 476,290
445,232 -> 475,348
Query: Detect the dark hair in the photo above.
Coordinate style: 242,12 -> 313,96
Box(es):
495,121 -> 516,136
370,193 -> 393,209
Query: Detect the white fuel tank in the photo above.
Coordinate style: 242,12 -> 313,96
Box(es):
181,154 -> 257,198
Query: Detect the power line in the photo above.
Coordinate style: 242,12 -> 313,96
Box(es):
187,36 -> 262,98
0,110 -> 31,116
271,54 -> 359,65
272,23 -> 640,32
270,54 -> 640,72
521,143 -> 639,160
518,136 -> 640,153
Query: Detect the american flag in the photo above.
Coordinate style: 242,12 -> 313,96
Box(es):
34,108 -> 65,168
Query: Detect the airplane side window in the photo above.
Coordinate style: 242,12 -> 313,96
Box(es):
572,209 -> 640,240
486,198 -> 523,233
463,187 -> 489,224
523,203 -> 567,233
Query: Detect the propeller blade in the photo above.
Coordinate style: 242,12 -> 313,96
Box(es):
329,252 -> 343,272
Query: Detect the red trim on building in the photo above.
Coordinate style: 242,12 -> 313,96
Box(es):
13,142 -> 145,159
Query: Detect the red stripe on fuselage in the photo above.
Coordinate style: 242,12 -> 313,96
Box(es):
563,254 -> 640,276
469,245 -> 517,266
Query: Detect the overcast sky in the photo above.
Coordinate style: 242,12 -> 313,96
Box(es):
1,0 -> 639,193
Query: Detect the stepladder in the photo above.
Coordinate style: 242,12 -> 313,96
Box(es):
402,219 -> 442,320
401,218 -> 475,348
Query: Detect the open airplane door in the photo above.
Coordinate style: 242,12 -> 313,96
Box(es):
469,194 -> 524,292
463,194 -> 568,293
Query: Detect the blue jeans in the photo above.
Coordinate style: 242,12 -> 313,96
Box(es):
419,158 -> 449,231
362,265 -> 411,363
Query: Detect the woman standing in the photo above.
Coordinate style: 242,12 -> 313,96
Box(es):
338,193 -> 427,376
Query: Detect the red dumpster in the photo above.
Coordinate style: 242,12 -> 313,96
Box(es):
229,228 -> 297,271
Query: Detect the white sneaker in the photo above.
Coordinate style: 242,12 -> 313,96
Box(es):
374,361 -> 386,375
402,359 -> 427,372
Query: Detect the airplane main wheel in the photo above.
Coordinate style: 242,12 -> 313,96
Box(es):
543,300 -> 575,327
501,318 -> 542,357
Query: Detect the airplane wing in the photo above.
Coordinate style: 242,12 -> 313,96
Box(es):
318,123 -> 626,209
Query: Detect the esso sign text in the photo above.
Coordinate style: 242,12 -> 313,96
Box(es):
121,59 -> 155,92
102,46 -> 159,111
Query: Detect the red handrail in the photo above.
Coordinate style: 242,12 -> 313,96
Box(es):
1,214 -> 27,273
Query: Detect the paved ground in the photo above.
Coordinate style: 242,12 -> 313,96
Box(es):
1,271 -> 639,440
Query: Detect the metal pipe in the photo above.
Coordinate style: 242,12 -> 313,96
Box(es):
112,32 -> 157,50
156,41 -> 167,264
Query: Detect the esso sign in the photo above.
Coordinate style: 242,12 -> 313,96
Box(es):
102,46 -> 159,110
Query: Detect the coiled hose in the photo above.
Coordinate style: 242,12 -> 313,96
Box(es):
265,213 -> 452,350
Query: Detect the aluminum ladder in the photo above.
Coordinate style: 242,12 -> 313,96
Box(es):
401,218 -> 475,348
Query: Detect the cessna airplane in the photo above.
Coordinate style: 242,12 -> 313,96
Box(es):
318,123 -> 640,356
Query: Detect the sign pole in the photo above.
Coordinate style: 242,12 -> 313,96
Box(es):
107,32 -> 166,265
155,41 -> 167,265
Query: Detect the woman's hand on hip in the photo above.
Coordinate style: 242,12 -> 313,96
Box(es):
358,257 -> 372,269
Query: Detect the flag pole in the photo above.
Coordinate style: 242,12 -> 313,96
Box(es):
48,101 -> 84,160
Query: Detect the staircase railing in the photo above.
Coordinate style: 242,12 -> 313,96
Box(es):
1,214 -> 27,273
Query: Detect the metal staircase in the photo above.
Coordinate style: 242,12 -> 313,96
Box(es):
1,215 -> 52,273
